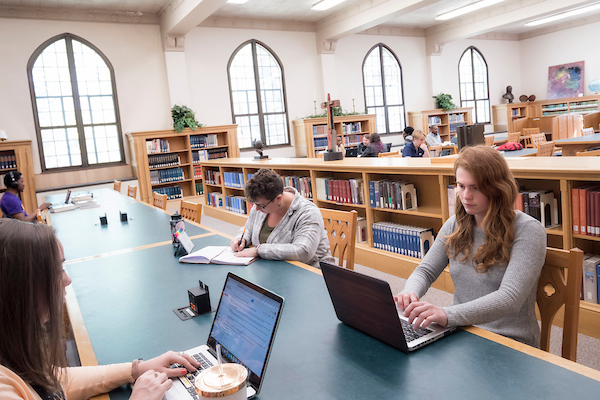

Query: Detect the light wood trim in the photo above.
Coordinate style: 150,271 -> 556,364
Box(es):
153,192 -> 167,210
180,200 -> 202,224
321,208 -> 357,270
127,184 -> 137,199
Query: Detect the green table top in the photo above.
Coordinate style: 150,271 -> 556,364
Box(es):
44,188 -> 135,207
65,235 -> 600,400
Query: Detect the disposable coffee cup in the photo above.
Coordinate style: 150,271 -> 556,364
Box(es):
195,363 -> 247,399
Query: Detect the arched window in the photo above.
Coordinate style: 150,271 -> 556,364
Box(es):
228,40 -> 290,149
28,34 -> 124,170
362,44 -> 406,135
458,46 -> 490,124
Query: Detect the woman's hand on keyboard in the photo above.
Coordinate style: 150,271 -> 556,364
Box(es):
130,370 -> 172,400
137,351 -> 201,379
394,292 -> 419,311
402,301 -> 448,330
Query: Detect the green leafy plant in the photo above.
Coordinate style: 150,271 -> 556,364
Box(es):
171,105 -> 205,133
305,106 -> 364,119
433,93 -> 456,111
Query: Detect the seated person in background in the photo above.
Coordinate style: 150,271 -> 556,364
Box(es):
0,219 -> 201,400
403,126 -> 414,143
360,133 -> 385,157
0,171 -> 50,222
357,133 -> 370,156
231,169 -> 334,268
426,125 -> 443,147
402,130 -> 430,158
335,135 -> 345,155
394,146 -> 547,347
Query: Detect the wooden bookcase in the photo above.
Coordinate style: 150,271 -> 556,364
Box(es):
297,114 -> 377,158
198,156 -> 600,340
0,140 -> 38,215
408,108 -> 473,142
130,126 -> 239,204
507,94 -> 600,132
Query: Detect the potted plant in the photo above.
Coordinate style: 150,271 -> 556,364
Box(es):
171,105 -> 205,133
433,93 -> 456,111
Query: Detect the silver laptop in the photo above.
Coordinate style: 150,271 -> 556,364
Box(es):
165,273 -> 284,399
320,262 -> 456,352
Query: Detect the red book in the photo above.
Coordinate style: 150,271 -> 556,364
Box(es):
328,179 -> 334,202
572,188 -> 580,234
345,180 -> 352,204
580,186 -> 589,235
588,190 -> 594,236
595,191 -> 600,237
515,192 -> 524,212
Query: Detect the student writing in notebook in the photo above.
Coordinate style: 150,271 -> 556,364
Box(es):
394,146 -> 547,347
231,169 -> 334,268
0,219 -> 201,400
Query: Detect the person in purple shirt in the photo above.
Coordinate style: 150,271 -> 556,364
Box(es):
0,171 -> 50,222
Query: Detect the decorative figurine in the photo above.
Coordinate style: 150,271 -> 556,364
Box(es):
502,86 -> 514,103
253,139 -> 269,160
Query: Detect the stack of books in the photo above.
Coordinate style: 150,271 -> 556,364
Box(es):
315,177 -> 364,205
369,180 -> 417,210
372,222 -> 434,259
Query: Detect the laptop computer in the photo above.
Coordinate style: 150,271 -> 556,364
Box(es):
49,190 -> 78,213
320,262 -> 456,353
345,147 -> 358,157
165,273 -> 285,400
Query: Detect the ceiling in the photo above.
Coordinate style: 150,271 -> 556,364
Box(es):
2,0 -> 600,45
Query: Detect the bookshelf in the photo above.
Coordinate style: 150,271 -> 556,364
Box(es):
130,126 -> 239,204
198,156 -> 600,340
407,108 -> 473,142
295,114 -> 377,158
0,141 -> 38,215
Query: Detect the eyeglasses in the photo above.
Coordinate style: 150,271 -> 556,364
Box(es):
254,196 -> 277,209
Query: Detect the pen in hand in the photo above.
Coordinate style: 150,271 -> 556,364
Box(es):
238,227 -> 247,249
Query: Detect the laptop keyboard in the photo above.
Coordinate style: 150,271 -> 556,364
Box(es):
175,352 -> 215,399
400,319 -> 432,342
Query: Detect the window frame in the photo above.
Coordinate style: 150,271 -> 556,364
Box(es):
226,39 -> 291,150
27,33 -> 126,172
458,46 -> 491,124
361,43 -> 406,135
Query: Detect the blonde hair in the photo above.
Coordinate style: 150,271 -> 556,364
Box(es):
445,146 -> 518,273
412,130 -> 426,140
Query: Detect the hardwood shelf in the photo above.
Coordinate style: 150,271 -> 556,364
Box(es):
0,141 -> 37,216
316,199 -> 367,208
408,108 -> 473,142
149,162 -> 189,170
371,205 -> 443,218
151,178 -> 192,187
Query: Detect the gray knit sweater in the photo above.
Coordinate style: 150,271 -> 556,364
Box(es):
403,211 -> 547,347
235,187 -> 334,269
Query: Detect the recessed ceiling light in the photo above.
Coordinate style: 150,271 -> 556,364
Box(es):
227,0 -> 249,4
525,2 -> 600,26
312,0 -> 346,11
435,0 -> 505,21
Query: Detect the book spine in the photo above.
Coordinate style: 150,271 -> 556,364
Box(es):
573,188 -> 580,234
581,188 -> 588,235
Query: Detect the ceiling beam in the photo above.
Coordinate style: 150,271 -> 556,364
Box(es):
160,0 -> 228,37
315,0 -> 439,52
424,0 -> 591,54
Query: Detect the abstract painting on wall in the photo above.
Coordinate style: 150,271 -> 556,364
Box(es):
547,61 -> 584,100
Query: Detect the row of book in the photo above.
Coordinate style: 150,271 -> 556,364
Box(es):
313,125 -> 328,135
225,195 -> 248,215
372,222 -> 434,259
0,155 -> 16,170
343,134 -> 361,146
315,177 -> 364,205
313,136 -> 329,148
583,254 -> 600,305
194,165 -> 202,179
224,171 -> 244,188
192,148 -> 228,163
153,186 -> 182,200
207,192 -> 224,208
195,182 -> 204,196
428,116 -> 442,125
146,139 -> 170,154
190,134 -> 219,148
150,167 -> 184,185
448,113 -> 465,123
342,122 -> 363,134
148,153 -> 180,169
369,180 -> 417,211
573,185 -> 600,236
515,190 -> 559,228
283,176 -> 312,199
205,170 -> 222,185
448,122 -> 467,135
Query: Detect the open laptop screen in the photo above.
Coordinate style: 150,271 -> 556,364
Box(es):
207,273 -> 284,389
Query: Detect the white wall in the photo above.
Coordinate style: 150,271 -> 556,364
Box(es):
0,18 -> 171,174
519,21 -> 600,100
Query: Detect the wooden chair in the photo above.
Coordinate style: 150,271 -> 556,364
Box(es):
316,152 -> 324,158
522,127 -> 540,136
36,210 -> 45,224
113,180 -> 122,192
153,192 -> 168,210
536,141 -> 554,157
127,185 -> 137,199
582,127 -> 594,136
529,133 -> 547,149
180,201 -> 202,224
378,151 -> 400,157
429,145 -> 442,157
507,131 -> 521,144
484,136 -> 494,146
320,208 -> 357,270
576,148 -> 600,156
537,247 -> 583,361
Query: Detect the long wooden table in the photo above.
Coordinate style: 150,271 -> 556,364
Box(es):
50,189 -> 600,400
555,132 -> 600,156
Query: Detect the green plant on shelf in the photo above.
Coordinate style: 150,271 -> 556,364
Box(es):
304,106 -> 364,119
433,93 -> 456,111
172,105 -> 205,133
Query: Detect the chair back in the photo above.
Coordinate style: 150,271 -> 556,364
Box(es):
320,208 -> 357,270
522,127 -> 540,136
113,180 -> 122,192
316,152 -> 324,158
529,133 -> 547,148
536,141 -> 554,157
127,185 -> 137,199
537,247 -> 583,361
582,127 -> 594,136
429,145 -> 442,157
484,136 -> 494,146
507,131 -> 521,143
180,201 -> 202,224
36,210 -> 46,224
576,148 -> 600,156
153,192 -> 168,210
378,151 -> 400,157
